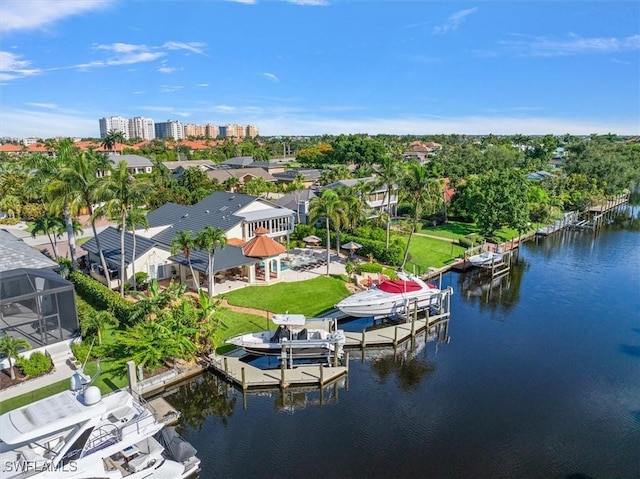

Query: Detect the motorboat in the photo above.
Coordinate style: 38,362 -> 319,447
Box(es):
0,371 -> 200,479
468,250 -> 503,267
226,313 -> 346,358
336,272 -> 445,318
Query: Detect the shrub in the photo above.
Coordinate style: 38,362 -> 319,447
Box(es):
357,263 -> 383,274
134,272 -> 149,286
17,352 -> 52,377
71,340 -> 95,364
0,217 -> 20,225
69,270 -> 134,325
21,203 -> 46,221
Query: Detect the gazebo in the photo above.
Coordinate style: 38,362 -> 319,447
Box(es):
242,227 -> 286,283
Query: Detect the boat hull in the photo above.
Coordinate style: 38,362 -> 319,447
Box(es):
337,292 -> 440,318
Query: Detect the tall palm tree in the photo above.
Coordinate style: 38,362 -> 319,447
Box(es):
101,129 -> 126,154
48,149 -> 111,282
374,153 -> 403,249
400,163 -> 443,271
171,231 -> 198,290
332,186 -> 354,254
287,173 -> 306,224
0,335 -> 30,380
125,208 -> 149,291
31,213 -> 65,260
97,161 -> 150,296
309,189 -> 344,276
196,226 -> 227,297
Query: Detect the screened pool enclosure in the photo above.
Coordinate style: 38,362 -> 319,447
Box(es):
0,268 -> 78,349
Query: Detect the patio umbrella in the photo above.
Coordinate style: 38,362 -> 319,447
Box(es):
303,235 -> 321,244
341,241 -> 363,251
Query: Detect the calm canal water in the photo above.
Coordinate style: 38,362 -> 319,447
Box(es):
168,206 -> 640,479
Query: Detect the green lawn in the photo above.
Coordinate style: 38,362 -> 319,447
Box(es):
404,235 -> 466,273
76,236 -> 91,246
221,275 -> 351,317
418,220 -> 480,239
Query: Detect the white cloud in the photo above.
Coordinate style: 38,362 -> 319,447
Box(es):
163,41 -> 206,56
160,85 -> 183,93
25,102 -> 58,109
227,0 -> 256,4
215,105 -> 237,112
283,0 -> 328,6
76,43 -> 165,69
0,51 -> 41,81
157,66 -> 176,74
197,83 -> 210,87
501,33 -> 640,57
261,72 -> 279,82
0,0 -> 112,33
433,8 -> 478,35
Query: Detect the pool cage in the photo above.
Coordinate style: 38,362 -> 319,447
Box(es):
0,268 -> 78,349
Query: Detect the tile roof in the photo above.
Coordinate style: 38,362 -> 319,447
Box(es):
0,229 -> 57,272
107,154 -> 154,167
170,244 -> 256,274
242,228 -> 286,257
221,156 -> 254,167
82,226 -> 158,266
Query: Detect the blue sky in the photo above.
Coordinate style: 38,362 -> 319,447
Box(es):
1,0 -> 639,138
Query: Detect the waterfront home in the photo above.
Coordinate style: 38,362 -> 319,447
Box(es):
85,191 -> 295,293
323,177 -> 398,217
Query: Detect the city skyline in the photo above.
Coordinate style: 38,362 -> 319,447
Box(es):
1,1 -> 639,138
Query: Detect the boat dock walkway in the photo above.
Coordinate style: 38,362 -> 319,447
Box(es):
207,354 -> 348,391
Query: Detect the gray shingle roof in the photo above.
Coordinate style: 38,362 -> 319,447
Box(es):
149,192 -> 256,246
82,226 -> 157,266
272,169 -> 322,182
146,203 -> 192,228
107,154 -> 154,168
221,156 -> 254,168
0,229 -> 57,273
170,244 -> 256,274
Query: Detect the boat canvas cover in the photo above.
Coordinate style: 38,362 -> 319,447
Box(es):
158,427 -> 197,463
0,391 -> 106,445
378,280 -> 425,294
272,314 -> 306,326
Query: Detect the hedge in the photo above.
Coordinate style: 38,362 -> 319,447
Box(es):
17,352 -> 52,377
69,271 -> 134,325
325,232 -> 403,266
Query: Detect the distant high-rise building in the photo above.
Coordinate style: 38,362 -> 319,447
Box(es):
245,125 -> 259,138
128,117 -> 155,141
184,123 -> 206,138
204,124 -> 219,139
218,126 -> 227,138
224,124 -> 245,139
154,120 -> 184,140
99,116 -> 129,139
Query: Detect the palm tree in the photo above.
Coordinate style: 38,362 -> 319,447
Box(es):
48,149 -> 112,282
31,213 -> 65,259
196,226 -> 227,297
399,163 -> 443,270
0,195 -> 21,219
309,189 -> 344,276
171,231 -> 198,290
96,161 -> 149,296
101,129 -> 126,154
125,208 -> 149,291
287,173 -> 306,224
81,310 -> 119,345
222,177 -> 240,193
374,153 -> 403,249
332,186 -> 354,255
0,335 -> 30,380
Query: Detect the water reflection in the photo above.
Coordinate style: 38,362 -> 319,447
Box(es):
165,374 -> 237,430
457,257 -> 527,312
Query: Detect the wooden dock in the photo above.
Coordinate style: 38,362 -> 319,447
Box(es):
146,397 -> 181,425
207,354 -> 348,391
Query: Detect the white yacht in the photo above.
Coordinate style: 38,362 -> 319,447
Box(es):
0,373 -> 200,479
336,272 -> 445,318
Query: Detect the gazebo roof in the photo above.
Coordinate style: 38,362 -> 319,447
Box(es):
242,227 -> 286,258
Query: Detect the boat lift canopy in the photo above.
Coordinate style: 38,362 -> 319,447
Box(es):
272,313 -> 307,326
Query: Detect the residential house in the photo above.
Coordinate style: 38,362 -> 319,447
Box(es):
272,168 -> 322,188
106,154 -> 154,175
205,167 -> 276,187
86,192 -> 295,294
323,177 -> 398,217
274,189 -> 318,225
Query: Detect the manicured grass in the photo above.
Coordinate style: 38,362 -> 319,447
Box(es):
213,308 -> 277,354
76,236 -> 91,246
221,275 -> 351,317
404,235 -> 466,272
418,220 -> 480,239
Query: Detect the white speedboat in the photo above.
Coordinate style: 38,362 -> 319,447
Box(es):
226,313 -> 346,358
336,272 -> 444,318
468,250 -> 503,267
0,373 -> 200,479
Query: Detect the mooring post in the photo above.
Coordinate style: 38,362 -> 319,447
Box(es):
411,299 -> 417,338
333,348 -> 339,367
224,357 -> 228,376
281,361 -> 286,388
241,367 -> 247,391
393,325 -> 398,347
361,330 -> 366,351
345,352 -> 350,372
242,390 -> 247,411
319,364 -> 324,386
